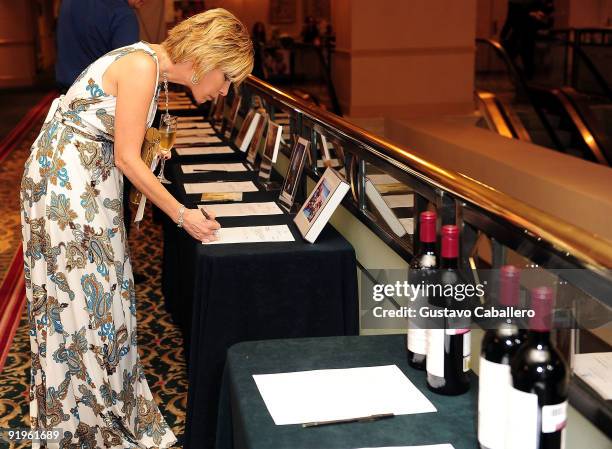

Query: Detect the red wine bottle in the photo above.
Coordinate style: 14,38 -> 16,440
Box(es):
478,265 -> 525,449
507,287 -> 569,449
406,210 -> 438,370
426,225 -> 471,395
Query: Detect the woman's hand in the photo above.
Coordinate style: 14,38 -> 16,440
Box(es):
181,208 -> 221,243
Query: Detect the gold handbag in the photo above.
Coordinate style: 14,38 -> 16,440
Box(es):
130,127 -> 161,205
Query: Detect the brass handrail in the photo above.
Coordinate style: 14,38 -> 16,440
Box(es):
245,75 -> 612,271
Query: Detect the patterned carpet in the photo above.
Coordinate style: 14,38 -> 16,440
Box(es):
0,120 -> 188,448
0,124 -> 41,285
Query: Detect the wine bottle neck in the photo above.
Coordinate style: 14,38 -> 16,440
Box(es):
419,241 -> 437,255
527,330 -> 551,344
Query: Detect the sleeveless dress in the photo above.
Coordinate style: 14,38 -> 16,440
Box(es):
19,41 -> 177,449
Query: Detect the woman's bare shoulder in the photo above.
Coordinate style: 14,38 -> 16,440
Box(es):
103,50 -> 157,96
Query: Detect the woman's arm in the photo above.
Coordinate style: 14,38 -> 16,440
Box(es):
111,52 -> 219,242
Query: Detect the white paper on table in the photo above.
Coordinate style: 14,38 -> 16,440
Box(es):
355,446 -> 454,449
175,146 -> 233,156
181,163 -> 247,174
198,202 -> 283,217
574,352 -> 612,400
253,365 -> 436,426
317,158 -> 340,167
177,116 -> 204,122
368,174 -> 401,185
179,129 -> 216,137
204,224 -> 295,244
399,218 -> 414,234
383,194 -> 414,209
176,135 -> 221,144
184,181 -> 258,194
177,122 -> 212,129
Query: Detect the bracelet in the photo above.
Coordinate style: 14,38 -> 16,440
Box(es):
177,205 -> 186,228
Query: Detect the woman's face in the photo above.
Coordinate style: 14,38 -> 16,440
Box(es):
190,68 -> 231,104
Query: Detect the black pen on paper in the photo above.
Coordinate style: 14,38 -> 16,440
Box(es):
301,413 -> 395,428
200,208 -> 211,220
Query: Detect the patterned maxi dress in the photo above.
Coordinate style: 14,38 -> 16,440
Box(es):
19,41 -> 177,449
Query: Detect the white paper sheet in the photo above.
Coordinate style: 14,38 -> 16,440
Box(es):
400,218 -> 414,234
382,194 -> 414,209
179,129 -> 216,137
253,365 -> 436,425
177,116 -> 204,122
184,181 -> 258,194
317,158 -> 340,167
176,135 -> 222,144
368,174 -> 401,185
355,446 -> 454,449
175,146 -> 233,156
574,352 -> 612,400
181,163 -> 247,174
198,202 -> 283,217
177,122 -> 212,129
204,224 -> 294,244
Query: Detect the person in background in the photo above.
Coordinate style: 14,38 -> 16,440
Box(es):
56,0 -> 147,91
55,0 -> 148,241
301,16 -> 320,45
500,0 -> 554,79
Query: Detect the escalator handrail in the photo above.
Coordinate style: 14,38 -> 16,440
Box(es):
544,31 -> 612,100
476,38 -> 566,152
245,74 -> 612,272
558,86 -> 612,165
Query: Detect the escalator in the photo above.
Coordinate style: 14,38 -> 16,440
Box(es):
475,36 -> 612,166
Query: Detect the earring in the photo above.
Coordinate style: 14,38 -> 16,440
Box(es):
191,72 -> 200,85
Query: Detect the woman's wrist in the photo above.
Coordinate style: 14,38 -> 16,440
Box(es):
176,204 -> 186,227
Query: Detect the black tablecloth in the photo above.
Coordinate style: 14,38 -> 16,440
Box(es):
161,143 -> 359,449
217,335 -> 478,449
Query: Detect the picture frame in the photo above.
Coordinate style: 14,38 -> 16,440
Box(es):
279,136 -> 310,210
234,109 -> 262,152
258,121 -> 283,186
223,94 -> 242,139
212,95 -> 225,126
293,167 -> 350,243
270,0 -> 297,24
246,111 -> 268,166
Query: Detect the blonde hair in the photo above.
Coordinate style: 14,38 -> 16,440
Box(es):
163,8 -> 253,85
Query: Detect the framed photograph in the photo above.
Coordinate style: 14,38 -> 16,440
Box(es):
270,0 -> 296,24
258,121 -> 283,182
246,112 -> 268,166
235,110 -> 262,152
207,95 -> 218,120
223,95 -> 241,139
212,95 -> 225,125
294,168 -> 350,243
279,136 -> 310,210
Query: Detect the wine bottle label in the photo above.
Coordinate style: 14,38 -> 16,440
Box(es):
421,254 -> 436,268
407,328 -> 427,355
478,357 -> 512,448
426,329 -> 445,377
542,401 -> 568,433
506,387 -> 539,449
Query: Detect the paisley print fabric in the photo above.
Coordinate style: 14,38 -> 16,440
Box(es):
19,42 -> 176,448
